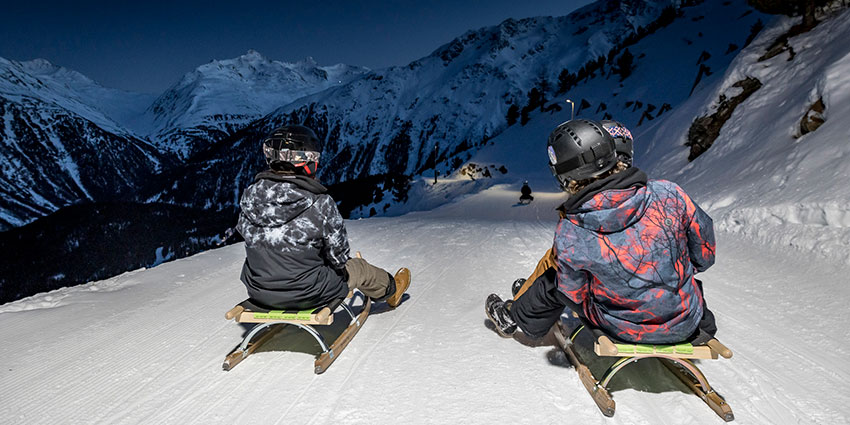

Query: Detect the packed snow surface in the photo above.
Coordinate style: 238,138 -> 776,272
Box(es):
1,182 -> 848,424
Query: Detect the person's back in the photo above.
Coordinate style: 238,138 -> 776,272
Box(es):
520,182 -> 532,197
236,125 -> 411,311
238,170 -> 349,309
554,175 -> 715,343
519,181 -> 534,203
486,118 -> 716,345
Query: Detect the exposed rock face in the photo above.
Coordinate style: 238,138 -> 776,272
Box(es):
686,77 -> 763,161
799,97 -> 826,136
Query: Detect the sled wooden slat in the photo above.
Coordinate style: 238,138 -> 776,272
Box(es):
662,358 -> 734,422
225,299 -> 340,325
234,308 -> 333,325
314,296 -> 371,374
222,324 -> 286,371
554,322 -> 615,416
593,335 -> 718,360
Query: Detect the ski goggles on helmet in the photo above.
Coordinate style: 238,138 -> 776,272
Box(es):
262,145 -> 321,163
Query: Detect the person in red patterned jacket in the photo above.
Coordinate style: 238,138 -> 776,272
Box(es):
485,119 -> 717,344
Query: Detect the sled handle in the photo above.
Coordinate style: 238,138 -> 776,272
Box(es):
596,335 -> 619,356
707,339 -> 733,359
225,305 -> 244,320
316,306 -> 333,323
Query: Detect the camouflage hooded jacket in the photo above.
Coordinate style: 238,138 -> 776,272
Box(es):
554,168 -> 716,343
236,171 -> 350,309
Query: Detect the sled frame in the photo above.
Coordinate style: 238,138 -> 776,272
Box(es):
223,291 -> 371,374
553,322 -> 734,422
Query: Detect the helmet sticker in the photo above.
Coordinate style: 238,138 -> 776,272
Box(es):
604,125 -> 633,142
547,146 -> 558,164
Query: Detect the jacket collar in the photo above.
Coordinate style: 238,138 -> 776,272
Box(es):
559,167 -> 647,214
254,170 -> 328,195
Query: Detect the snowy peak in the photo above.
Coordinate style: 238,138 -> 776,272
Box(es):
19,58 -> 96,88
0,56 -> 156,134
146,50 -> 369,158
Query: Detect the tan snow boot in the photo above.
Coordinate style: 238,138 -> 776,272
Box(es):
386,268 -> 411,308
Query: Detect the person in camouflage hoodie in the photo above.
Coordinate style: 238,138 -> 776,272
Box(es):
237,125 -> 410,310
486,119 -> 716,344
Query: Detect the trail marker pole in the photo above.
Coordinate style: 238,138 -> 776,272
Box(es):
434,142 -> 438,184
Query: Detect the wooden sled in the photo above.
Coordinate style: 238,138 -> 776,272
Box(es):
553,321 -> 734,422
223,291 -> 371,374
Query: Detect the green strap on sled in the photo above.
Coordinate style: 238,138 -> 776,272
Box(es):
252,308 -> 317,321
614,342 -> 694,355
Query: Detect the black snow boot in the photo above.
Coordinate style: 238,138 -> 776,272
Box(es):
511,278 -> 526,297
485,294 -> 517,337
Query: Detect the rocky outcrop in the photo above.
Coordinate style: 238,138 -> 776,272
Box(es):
799,97 -> 826,136
686,77 -> 763,161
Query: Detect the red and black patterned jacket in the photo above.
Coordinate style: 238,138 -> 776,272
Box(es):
554,168 -> 716,343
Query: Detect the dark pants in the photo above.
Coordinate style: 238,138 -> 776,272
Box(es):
510,268 -> 717,341
510,267 -> 572,338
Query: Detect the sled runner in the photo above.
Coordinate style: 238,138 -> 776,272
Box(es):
553,320 -> 734,422
222,290 -> 371,374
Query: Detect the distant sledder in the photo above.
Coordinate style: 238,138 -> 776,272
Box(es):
223,125 -> 411,373
486,118 -> 734,421
518,181 -> 534,204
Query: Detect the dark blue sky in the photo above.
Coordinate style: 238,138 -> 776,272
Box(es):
1,0 -> 592,94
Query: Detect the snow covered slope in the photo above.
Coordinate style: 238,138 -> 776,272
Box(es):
145,50 -> 368,159
1,183 -> 847,424
636,6 -> 850,265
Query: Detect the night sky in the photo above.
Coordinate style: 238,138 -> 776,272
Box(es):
1,0 -> 592,94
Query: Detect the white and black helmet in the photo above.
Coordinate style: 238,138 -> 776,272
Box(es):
600,119 -> 634,166
547,119 -> 618,190
262,125 -> 322,175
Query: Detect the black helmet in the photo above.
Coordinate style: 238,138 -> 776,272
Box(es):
262,125 -> 323,175
547,119 -> 617,189
600,119 -> 634,166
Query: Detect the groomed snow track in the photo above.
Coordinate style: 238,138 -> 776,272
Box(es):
1,184 -> 848,424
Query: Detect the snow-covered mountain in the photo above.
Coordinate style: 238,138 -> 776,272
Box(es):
0,58 -> 170,229
0,51 -> 367,229
144,50 -> 369,159
0,96 -> 170,229
152,0 -> 765,213
0,57 -> 155,134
